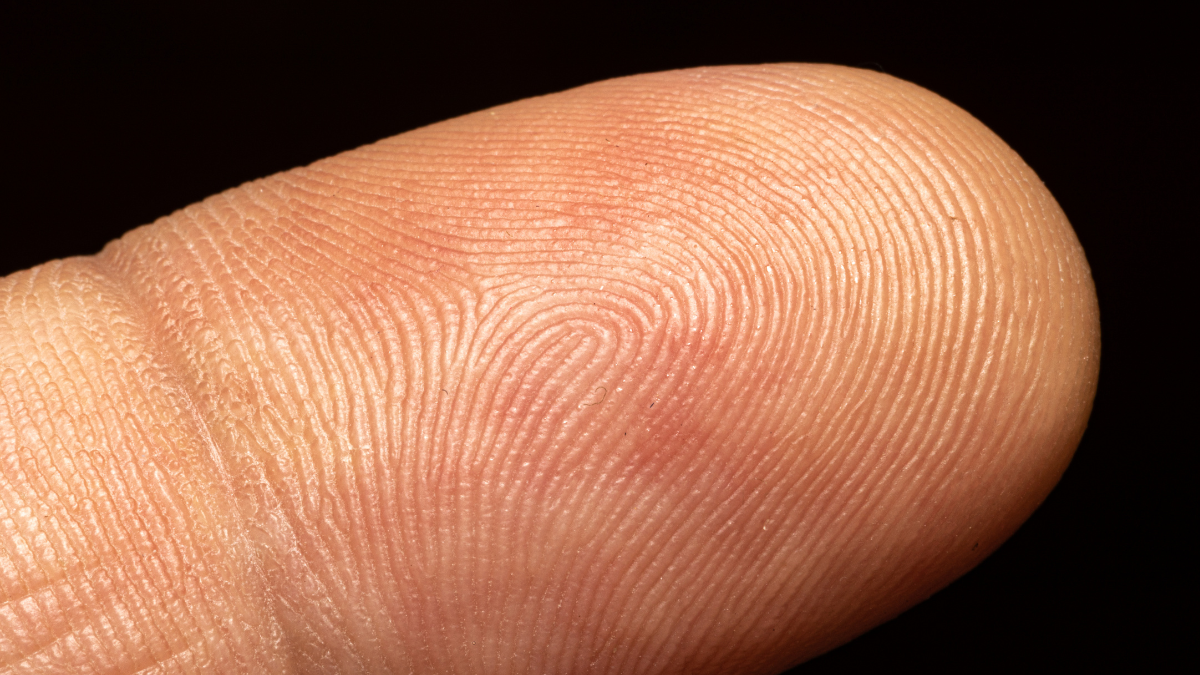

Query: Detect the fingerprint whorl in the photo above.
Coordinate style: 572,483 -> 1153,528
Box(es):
327,66 -> 1073,666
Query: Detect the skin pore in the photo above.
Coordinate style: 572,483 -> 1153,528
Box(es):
0,64 -> 1099,673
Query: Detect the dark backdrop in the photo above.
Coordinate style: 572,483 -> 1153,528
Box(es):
2,3 -> 1185,671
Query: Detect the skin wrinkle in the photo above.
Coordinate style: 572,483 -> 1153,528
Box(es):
166,208 -> 350,667
32,281 -> 160,663
2,262 -> 284,672
0,64 -> 1098,673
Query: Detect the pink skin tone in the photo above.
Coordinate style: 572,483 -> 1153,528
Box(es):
1,64 -> 1098,673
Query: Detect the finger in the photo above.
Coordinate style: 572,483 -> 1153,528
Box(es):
1,64 -> 1099,673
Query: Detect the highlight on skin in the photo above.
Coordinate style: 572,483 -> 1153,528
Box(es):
0,64 -> 1099,673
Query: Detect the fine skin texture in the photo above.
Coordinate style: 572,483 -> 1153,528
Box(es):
0,64 -> 1099,673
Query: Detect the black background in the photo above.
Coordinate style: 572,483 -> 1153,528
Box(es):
2,3 -> 1185,671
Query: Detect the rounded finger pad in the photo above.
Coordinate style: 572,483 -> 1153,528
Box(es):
105,64 -> 1099,673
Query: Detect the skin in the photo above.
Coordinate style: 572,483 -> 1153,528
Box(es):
0,64 -> 1099,674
